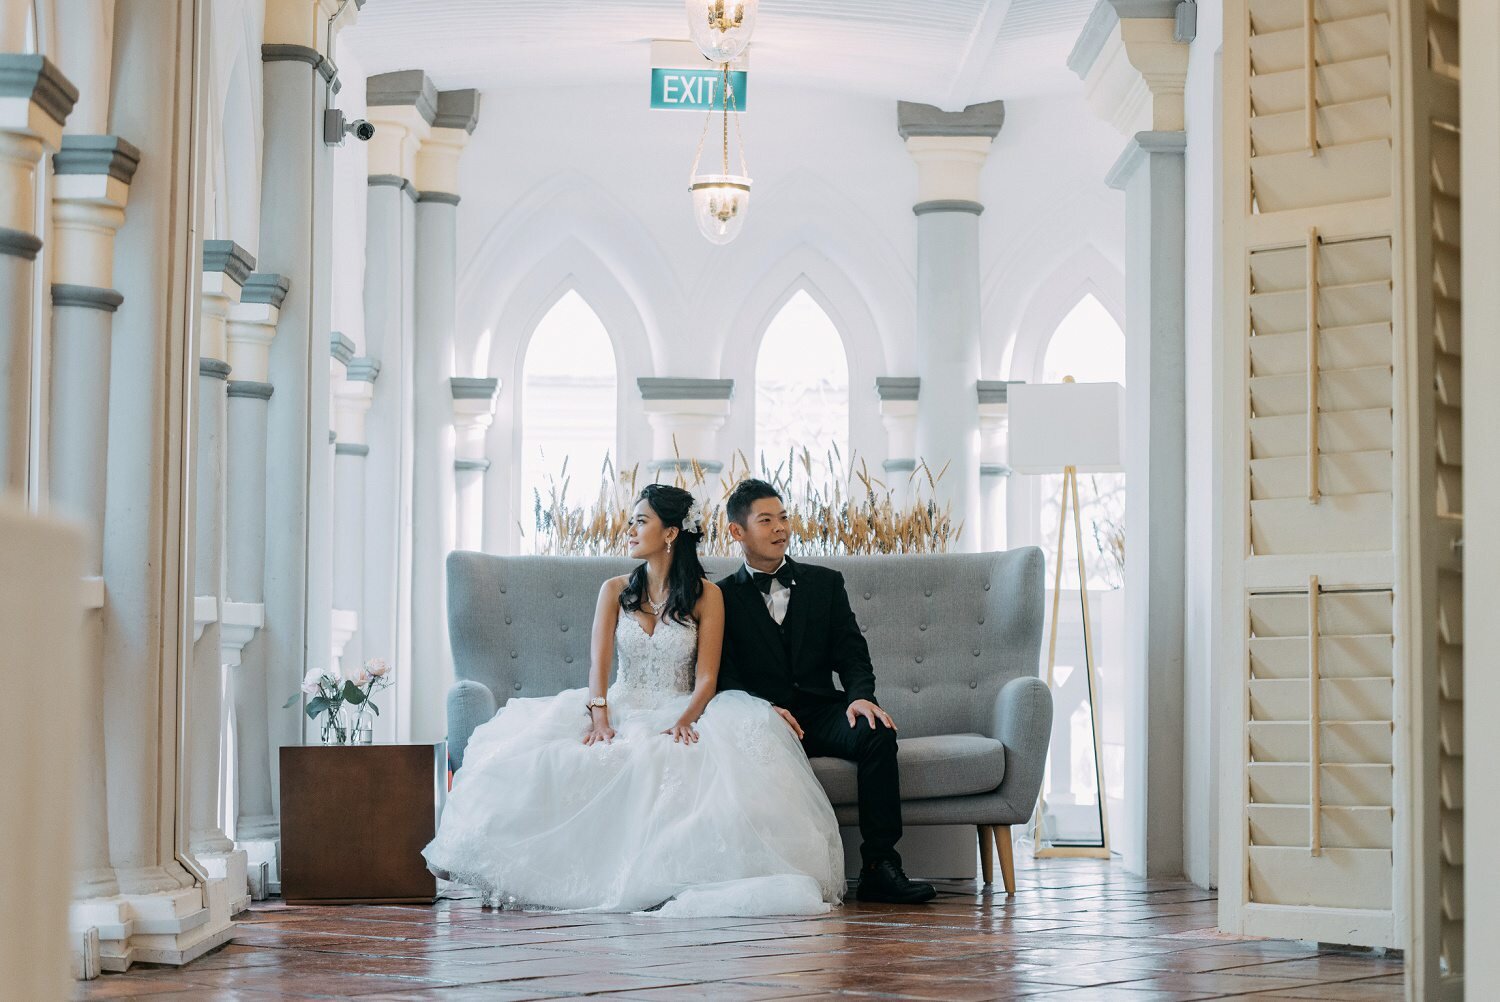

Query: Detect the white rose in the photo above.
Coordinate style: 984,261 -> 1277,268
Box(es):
300,668 -> 326,696
365,658 -> 391,677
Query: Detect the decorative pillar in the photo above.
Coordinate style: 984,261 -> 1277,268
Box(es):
224,272 -> 286,896
328,333 -> 356,679
258,13 -> 345,770
897,100 -> 1005,552
411,89 -> 478,744
638,377 -> 734,481
876,376 -> 919,506
333,357 -> 378,736
48,135 -> 136,908
190,241 -> 250,914
452,377 -> 498,553
1071,0 -> 1190,877
977,380 -> 1014,553
0,55 -> 76,490
89,0 -> 234,967
364,70 -> 434,740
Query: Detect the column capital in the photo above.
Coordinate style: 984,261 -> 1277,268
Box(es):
226,279 -> 285,383
367,70 -> 437,181
1105,129 -> 1187,189
1070,0 -> 1190,135
876,376 -> 920,402
0,54 -> 79,149
330,331 -> 355,366
637,377 -> 734,401
53,135 -> 141,209
241,272 -> 290,309
896,100 -> 1005,141
346,356 -> 381,383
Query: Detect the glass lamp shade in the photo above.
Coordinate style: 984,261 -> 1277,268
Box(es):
686,0 -> 758,62
689,175 -> 752,244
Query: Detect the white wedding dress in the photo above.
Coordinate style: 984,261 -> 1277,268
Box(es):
422,611 -> 844,915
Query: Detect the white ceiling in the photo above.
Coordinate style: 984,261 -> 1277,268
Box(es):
343,0 -> 1098,106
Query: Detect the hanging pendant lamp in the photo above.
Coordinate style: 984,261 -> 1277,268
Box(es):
685,0 -> 758,62
688,64 -> 751,245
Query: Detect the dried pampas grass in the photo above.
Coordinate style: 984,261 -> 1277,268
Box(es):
523,444 -> 961,557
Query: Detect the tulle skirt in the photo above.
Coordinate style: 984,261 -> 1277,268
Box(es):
422,685 -> 844,915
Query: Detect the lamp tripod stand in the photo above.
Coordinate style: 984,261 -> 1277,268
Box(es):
1032,461 -> 1112,859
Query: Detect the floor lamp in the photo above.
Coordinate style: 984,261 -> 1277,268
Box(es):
1007,377 -> 1124,859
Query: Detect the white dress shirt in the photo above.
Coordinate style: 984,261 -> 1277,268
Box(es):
745,559 -> 792,625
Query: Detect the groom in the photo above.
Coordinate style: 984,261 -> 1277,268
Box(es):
716,478 -> 936,904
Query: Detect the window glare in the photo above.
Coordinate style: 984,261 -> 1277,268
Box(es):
755,290 -> 849,488
522,291 -> 617,545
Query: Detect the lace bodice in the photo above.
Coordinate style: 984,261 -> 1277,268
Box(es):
611,612 -> 697,704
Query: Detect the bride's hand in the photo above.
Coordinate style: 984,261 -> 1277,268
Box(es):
771,706 -> 804,740
663,719 -> 699,744
583,716 -> 615,745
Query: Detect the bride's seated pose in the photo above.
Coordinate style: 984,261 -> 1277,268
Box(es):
422,484 -> 844,915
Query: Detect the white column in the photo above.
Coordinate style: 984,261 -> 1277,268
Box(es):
0,55 -> 74,490
85,0 -> 235,968
410,90 -> 477,745
48,135 -> 136,908
333,361 -> 376,733
638,378 -> 734,481
898,100 -> 1004,552
452,377 -> 498,553
876,377 -> 919,506
1071,0 -> 1190,878
224,273 -> 284,895
364,70 -> 435,741
977,380 -> 1012,553
189,243 -> 251,916
258,21 -> 341,772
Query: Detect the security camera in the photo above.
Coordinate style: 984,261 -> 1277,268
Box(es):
323,109 -> 376,146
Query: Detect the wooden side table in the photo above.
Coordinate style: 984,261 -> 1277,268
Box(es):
279,742 -> 446,904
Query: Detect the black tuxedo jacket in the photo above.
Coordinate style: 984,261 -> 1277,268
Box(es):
715,558 -> 878,709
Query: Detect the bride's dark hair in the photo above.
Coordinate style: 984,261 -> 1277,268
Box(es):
619,484 -> 706,625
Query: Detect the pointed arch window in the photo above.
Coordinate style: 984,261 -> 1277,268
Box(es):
753,291 -> 849,489
520,291 -> 618,534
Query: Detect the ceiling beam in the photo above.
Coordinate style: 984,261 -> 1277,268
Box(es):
941,0 -> 1017,111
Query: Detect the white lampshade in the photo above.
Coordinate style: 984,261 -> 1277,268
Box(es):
1007,381 -> 1124,473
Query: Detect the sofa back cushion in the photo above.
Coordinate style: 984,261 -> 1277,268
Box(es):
446,548 -> 1044,739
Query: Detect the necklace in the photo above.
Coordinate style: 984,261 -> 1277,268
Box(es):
646,591 -> 668,616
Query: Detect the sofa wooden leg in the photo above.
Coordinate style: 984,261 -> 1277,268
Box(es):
977,825 -> 994,885
996,824 -> 1016,895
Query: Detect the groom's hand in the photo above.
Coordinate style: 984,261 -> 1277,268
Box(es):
772,706 -> 804,739
847,699 -> 896,731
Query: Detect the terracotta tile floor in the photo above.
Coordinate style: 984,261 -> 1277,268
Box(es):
73,855 -> 1403,1000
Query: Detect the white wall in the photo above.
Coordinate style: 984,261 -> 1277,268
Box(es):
377,76 -> 1130,550
1181,2 -> 1223,890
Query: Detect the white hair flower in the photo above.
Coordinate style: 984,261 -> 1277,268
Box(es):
683,495 -> 707,535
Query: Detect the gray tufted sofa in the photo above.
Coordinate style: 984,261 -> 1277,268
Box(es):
445,548 -> 1052,892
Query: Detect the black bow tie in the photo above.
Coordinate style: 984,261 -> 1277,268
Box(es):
750,565 -> 796,594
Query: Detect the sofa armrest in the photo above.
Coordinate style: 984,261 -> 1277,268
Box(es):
988,676 -> 1054,825
446,679 -> 498,772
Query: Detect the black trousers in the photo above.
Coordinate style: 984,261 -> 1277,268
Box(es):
792,699 -> 903,867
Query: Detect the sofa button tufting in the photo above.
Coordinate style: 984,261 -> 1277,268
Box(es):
560,624 -> 569,632
513,682 -> 522,690
911,684 -> 920,693
499,586 -> 506,594
509,651 -> 517,659
919,623 -> 927,631
978,617 -> 985,625
863,591 -> 871,599
969,680 -> 978,688
504,616 -> 511,624
555,590 -> 564,598
983,583 -> 990,591
914,655 -> 923,664
974,649 -> 981,656
924,588 -> 932,597
565,656 -> 574,664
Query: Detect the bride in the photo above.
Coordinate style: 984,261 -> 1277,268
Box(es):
422,484 -> 844,915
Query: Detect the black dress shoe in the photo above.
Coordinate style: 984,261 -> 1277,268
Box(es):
856,860 -> 937,904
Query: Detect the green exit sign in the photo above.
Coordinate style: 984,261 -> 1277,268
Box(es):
651,66 -> 749,112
